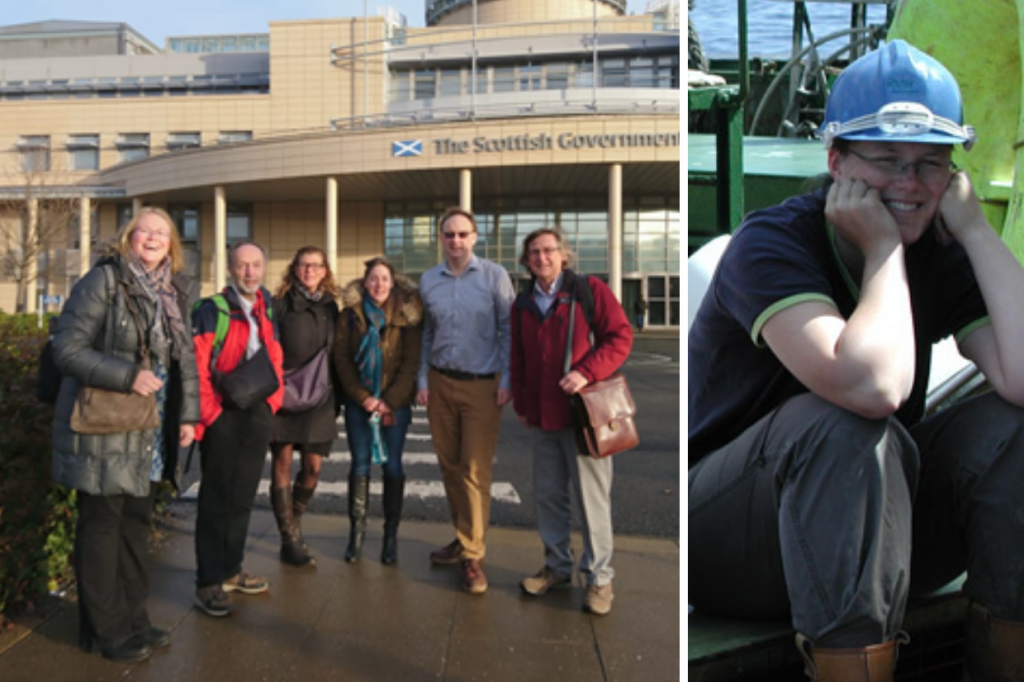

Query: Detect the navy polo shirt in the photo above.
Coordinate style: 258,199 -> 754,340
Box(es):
688,189 -> 989,465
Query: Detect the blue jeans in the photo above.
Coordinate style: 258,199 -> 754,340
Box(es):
344,401 -> 411,477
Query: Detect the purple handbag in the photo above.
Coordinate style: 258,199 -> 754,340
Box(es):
281,346 -> 331,414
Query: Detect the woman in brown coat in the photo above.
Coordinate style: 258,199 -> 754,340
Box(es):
335,257 -> 422,564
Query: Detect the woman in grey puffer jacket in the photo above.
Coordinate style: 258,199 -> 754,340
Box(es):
51,207 -> 200,663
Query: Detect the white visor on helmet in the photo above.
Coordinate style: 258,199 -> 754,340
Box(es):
820,102 -> 976,150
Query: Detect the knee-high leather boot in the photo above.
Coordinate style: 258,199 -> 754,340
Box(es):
345,474 -> 370,563
292,482 -> 316,551
271,487 -> 314,567
966,601 -> 1024,682
381,475 -> 405,565
796,632 -> 907,682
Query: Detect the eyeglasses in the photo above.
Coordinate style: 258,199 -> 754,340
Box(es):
297,263 -> 325,271
529,246 -> 562,258
442,231 -> 473,240
847,150 -> 954,183
136,228 -> 171,240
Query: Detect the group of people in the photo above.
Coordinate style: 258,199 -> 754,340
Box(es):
49,204 -> 633,664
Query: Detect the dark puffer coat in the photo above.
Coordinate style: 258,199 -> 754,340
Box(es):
335,274 -> 423,411
271,286 -> 340,447
51,254 -> 201,496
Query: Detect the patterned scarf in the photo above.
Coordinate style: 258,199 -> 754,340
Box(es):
355,295 -> 388,464
297,283 -> 324,302
126,254 -> 185,359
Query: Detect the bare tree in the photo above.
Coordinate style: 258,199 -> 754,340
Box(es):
0,150 -> 86,312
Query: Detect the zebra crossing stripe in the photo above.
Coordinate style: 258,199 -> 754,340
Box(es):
180,479 -> 521,504
258,451 -> 440,465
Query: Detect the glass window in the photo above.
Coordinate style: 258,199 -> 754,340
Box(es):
19,135 -> 50,172
221,37 -> 237,53
239,36 -> 257,52
492,66 -> 515,93
226,204 -> 251,243
390,70 -> 410,102
473,68 -> 488,95
518,64 -> 541,92
66,135 -> 99,171
117,133 -> 150,163
414,69 -> 435,100
601,58 -> 628,88
170,205 -> 200,242
545,63 -> 569,90
117,204 -> 134,231
629,57 -> 656,88
575,61 -> 595,88
68,147 -> 98,170
218,131 -> 253,144
167,132 -> 201,151
439,69 -> 461,97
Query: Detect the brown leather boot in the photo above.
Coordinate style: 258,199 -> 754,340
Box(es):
796,632 -> 907,682
271,486 -> 314,567
965,601 -> 1024,682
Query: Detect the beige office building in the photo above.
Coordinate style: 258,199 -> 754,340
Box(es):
0,0 -> 680,325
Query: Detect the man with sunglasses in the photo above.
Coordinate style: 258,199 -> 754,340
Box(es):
416,206 -> 515,595
689,41 -> 1024,681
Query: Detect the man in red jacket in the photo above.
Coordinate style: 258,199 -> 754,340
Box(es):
191,240 -> 284,617
510,228 -> 632,615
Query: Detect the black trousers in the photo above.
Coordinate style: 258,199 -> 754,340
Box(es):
689,391 -> 1024,648
76,483 -> 156,650
195,403 -> 272,588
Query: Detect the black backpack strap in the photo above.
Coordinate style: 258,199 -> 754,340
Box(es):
574,273 -> 596,331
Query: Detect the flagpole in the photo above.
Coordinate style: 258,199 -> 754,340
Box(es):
471,0 -> 477,121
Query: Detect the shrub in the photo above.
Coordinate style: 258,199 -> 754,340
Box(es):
0,313 -> 75,620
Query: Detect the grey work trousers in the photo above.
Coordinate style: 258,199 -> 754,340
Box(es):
688,391 -> 1024,648
532,427 -> 615,586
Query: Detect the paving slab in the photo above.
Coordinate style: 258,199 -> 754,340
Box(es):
0,504 -> 680,682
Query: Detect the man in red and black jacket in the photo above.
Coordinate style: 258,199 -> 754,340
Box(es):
191,241 -> 284,618
510,228 -> 632,616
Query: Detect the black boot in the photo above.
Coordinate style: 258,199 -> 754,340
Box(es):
345,474 -> 370,563
292,482 -> 316,551
271,487 -> 314,567
381,475 -> 405,565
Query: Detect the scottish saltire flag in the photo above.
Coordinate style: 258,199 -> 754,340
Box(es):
392,140 -> 423,157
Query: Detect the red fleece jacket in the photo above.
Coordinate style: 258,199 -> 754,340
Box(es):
511,271 -> 633,431
191,286 -> 284,440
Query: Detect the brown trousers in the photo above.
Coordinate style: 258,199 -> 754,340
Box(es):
427,369 -> 504,560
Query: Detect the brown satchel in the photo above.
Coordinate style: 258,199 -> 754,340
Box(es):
572,374 -> 639,458
70,277 -> 160,435
564,286 -> 639,459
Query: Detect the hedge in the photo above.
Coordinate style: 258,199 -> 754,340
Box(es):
0,312 -> 75,621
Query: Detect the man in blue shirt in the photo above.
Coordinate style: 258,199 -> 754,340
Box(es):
417,206 -> 515,595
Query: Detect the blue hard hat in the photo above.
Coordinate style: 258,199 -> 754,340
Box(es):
819,40 -> 975,149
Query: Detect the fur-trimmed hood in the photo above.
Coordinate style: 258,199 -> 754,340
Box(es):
340,273 -> 423,327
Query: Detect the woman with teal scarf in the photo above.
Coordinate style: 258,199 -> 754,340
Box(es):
335,257 -> 424,564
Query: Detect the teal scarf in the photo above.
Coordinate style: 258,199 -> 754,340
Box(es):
355,296 -> 388,464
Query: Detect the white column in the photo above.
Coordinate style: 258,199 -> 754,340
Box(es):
132,196 -> 143,216
79,196 -> 91,276
214,186 -> 227,291
607,163 -> 623,301
459,168 -> 472,212
25,197 -> 38,313
326,177 -> 338,275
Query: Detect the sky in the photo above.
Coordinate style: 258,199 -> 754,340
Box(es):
3,0 -> 644,47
